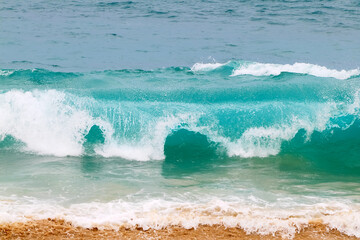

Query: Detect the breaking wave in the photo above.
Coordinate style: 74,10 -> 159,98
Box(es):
191,61 -> 360,80
0,88 -> 359,163
0,61 -> 359,161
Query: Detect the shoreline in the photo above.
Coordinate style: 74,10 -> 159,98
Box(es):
0,219 -> 358,240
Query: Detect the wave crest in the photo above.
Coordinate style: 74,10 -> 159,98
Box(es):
190,62 -> 226,71
0,90 -> 112,157
190,61 -> 360,79
232,62 -> 360,80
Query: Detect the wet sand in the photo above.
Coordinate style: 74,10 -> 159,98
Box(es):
0,219 -> 358,240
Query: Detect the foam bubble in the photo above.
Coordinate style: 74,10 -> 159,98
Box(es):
232,62 -> 360,80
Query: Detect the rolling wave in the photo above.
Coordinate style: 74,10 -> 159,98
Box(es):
0,88 -> 359,163
0,61 -> 359,161
232,62 -> 360,80
191,61 -> 360,80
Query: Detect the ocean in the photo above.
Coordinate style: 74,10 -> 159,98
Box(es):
0,0 -> 360,238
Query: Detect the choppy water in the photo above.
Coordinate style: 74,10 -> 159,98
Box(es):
1,0 -> 360,238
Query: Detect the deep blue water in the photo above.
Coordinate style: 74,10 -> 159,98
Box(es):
1,0 -> 360,71
1,0 -> 360,238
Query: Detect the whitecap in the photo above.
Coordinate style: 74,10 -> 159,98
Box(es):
232,62 -> 360,80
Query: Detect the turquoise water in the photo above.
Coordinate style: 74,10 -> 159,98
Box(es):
1,0 -> 360,238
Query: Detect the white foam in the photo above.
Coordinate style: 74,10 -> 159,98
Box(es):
225,105 -> 333,158
0,197 -> 359,239
0,90 -> 112,157
0,70 -> 14,76
232,62 -> 360,80
96,113 -> 202,161
0,89 -> 205,160
190,62 -> 226,71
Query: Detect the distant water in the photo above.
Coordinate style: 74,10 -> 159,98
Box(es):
1,0 -> 360,238
1,0 -> 360,70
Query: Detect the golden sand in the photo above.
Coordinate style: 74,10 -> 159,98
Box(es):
0,219 -> 359,240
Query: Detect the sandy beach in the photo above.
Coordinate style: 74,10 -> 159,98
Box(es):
0,219 -> 358,240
